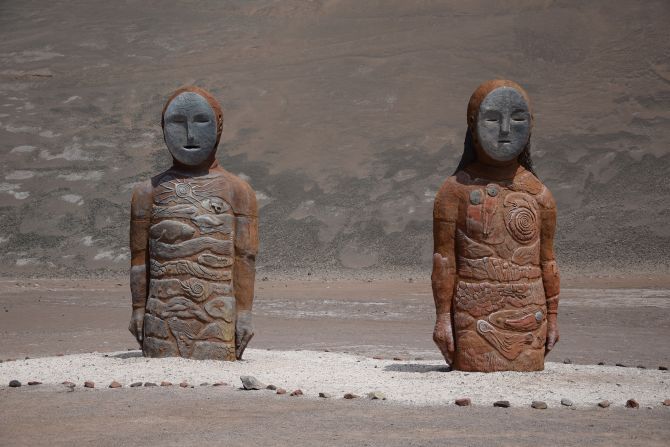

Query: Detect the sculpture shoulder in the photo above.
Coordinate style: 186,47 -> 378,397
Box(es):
219,170 -> 258,217
512,169 -> 556,210
130,180 -> 153,220
434,174 -> 466,221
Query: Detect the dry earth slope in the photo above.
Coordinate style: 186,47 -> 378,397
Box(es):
0,0 -> 668,277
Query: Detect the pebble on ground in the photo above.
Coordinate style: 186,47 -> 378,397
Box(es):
455,398 -> 471,406
531,401 -> 548,409
626,399 -> 639,409
84,381 -> 94,388
493,400 -> 510,408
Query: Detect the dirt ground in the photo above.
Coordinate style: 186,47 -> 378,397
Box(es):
1,278 -> 668,446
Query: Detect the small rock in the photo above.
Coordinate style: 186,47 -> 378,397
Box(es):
160,381 -> 172,387
212,382 -> 227,387
84,381 -> 95,388
659,366 -> 668,371
531,401 -> 548,409
393,357 -> 403,361
493,400 -> 510,408
130,382 -> 143,387
8,380 -> 21,388
367,391 -> 386,400
563,359 -> 572,364
62,381 -> 75,388
344,393 -> 359,399
200,383 -> 209,387
266,384 -> 277,390
109,381 -> 122,388
615,363 -> 626,367
598,400 -> 611,408
290,389 -> 303,397
319,392 -> 333,398
561,398 -> 574,407
179,382 -> 188,388
414,357 -> 424,361
455,398 -> 471,406
662,399 -> 670,406
144,382 -> 157,387
637,365 -> 646,369
597,361 -> 605,366
240,376 -> 265,390
372,356 -> 384,360
626,399 -> 639,409
57,353 -> 64,357
28,381 -> 42,386
276,388 -> 287,395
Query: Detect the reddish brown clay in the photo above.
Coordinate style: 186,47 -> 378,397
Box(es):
432,80 -> 560,372
129,87 -> 258,361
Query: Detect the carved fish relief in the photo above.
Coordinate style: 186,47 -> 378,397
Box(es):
476,320 -> 533,360
150,237 -> 233,260
149,220 -> 196,244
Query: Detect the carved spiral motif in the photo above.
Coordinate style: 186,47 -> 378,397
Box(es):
505,203 -> 538,243
175,183 -> 192,198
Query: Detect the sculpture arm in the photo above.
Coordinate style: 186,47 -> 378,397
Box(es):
432,182 -> 459,364
128,181 -> 152,344
539,191 -> 560,354
234,213 -> 258,359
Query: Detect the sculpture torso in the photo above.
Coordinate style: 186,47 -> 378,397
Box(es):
435,167 -> 556,371
143,169 -> 239,360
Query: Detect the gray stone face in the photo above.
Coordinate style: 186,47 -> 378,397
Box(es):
163,92 -> 217,166
476,87 -> 531,162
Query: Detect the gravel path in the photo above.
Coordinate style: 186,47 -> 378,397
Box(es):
1,349 -> 668,407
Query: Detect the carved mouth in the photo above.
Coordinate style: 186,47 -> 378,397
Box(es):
498,139 -> 511,144
183,145 -> 200,150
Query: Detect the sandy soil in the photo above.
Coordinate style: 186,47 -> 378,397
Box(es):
1,278 -> 669,446
2,350 -> 668,408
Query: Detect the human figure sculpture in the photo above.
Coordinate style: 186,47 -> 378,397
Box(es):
129,86 -> 258,361
432,80 -> 560,372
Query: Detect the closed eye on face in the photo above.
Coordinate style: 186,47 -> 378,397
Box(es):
194,114 -> 210,123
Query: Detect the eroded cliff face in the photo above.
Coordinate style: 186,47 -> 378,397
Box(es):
0,0 -> 668,277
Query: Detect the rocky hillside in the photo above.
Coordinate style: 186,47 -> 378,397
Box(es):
0,0 -> 668,277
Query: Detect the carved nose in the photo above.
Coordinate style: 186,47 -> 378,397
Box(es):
500,116 -> 510,135
186,123 -> 195,144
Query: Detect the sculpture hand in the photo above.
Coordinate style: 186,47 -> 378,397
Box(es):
235,310 -> 254,360
128,308 -> 144,345
433,313 -> 455,365
544,313 -> 559,356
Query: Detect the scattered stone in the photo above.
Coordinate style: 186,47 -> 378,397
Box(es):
455,398 -> 471,406
57,353 -> 64,357
212,382 -> 227,387
662,399 -> 670,406
626,399 -> 639,409
615,363 -> 626,367
637,365 -> 646,369
393,357 -> 403,361
276,388 -> 287,395
414,357 -> 424,361
160,381 -> 172,387
561,398 -> 574,407
200,383 -> 209,387
62,381 -> 75,388
240,376 -> 265,390
531,401 -> 548,409
563,358 -> 572,364
290,389 -> 303,397
27,381 -> 42,386
179,382 -> 189,388
109,381 -> 122,388
659,366 -> 668,371
493,401 -> 510,408
344,393 -> 359,399
319,392 -> 333,398
8,380 -> 21,388
266,384 -> 277,390
372,356 -> 384,360
367,391 -> 386,400
597,361 -> 605,366
84,381 -> 95,388
598,400 -> 611,408
130,382 -> 142,387
144,382 -> 157,387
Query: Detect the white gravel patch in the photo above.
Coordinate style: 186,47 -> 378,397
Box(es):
2,349 -> 668,408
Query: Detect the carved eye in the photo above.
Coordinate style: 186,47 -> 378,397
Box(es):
512,111 -> 527,122
194,114 -> 210,124
170,115 -> 186,124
